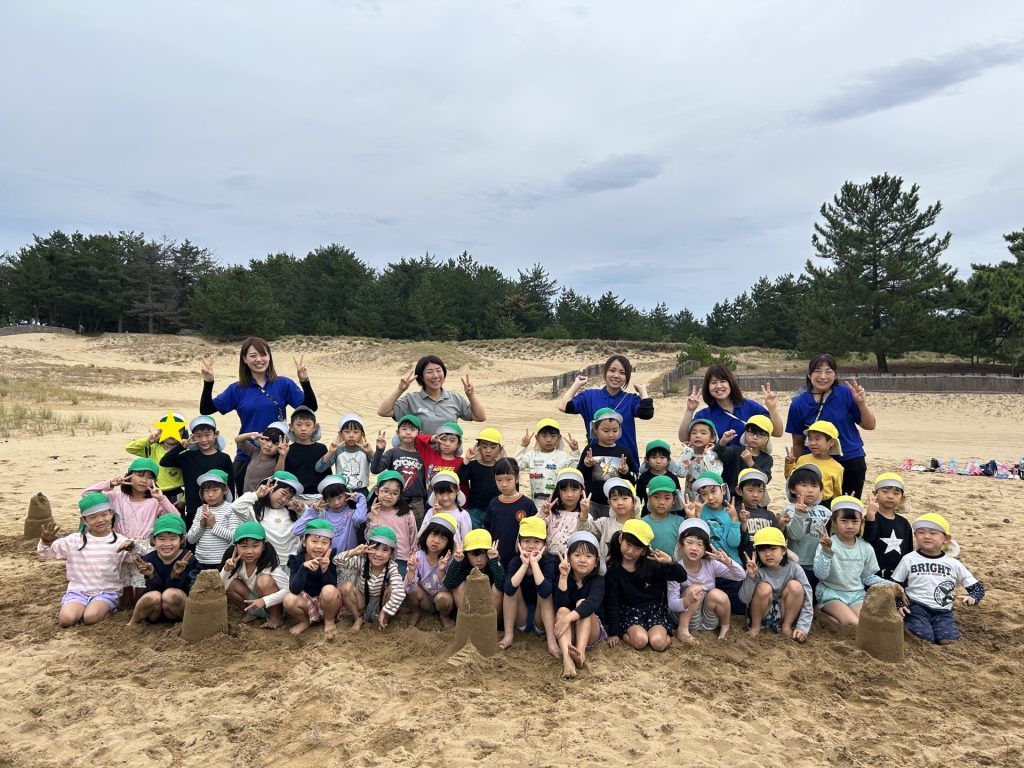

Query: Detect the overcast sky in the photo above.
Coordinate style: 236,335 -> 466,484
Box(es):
1,1 -> 1022,314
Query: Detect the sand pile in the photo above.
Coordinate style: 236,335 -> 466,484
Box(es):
23,493 -> 53,540
856,584 -> 905,662
451,568 -> 498,658
180,569 -> 228,642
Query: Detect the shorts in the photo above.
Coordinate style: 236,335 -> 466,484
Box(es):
61,590 -> 120,611
816,585 -> 865,607
904,601 -> 960,643
619,603 -> 674,635
671,602 -> 721,633
300,592 -> 329,623
748,597 -> 782,632
246,591 -> 269,620
587,617 -> 609,650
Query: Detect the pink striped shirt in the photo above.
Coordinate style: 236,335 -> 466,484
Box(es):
38,532 -> 133,594
84,480 -> 179,541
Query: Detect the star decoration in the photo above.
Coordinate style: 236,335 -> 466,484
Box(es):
880,531 -> 904,555
152,410 -> 187,443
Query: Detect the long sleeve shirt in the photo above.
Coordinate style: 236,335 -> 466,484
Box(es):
457,460 -> 500,510
316,446 -> 371,490
365,508 -> 419,561
577,444 -> 638,505
334,553 -> 406,616
414,434 -> 465,488
220,563 -> 289,607
553,571 -> 605,621
785,454 -> 843,502
862,512 -> 914,579
160,444 -> 235,515
284,441 -> 330,494
541,508 -> 587,556
291,496 -> 368,553
230,492 -> 300,564
604,560 -> 688,637
502,554 -> 558,598
785,503 -> 832,566
443,557 -> 505,591
418,506 -> 471,547
141,549 -> 198,594
38,532 -> 132,594
813,537 -> 889,592
582,516 -> 626,575
84,480 -> 179,542
667,557 -> 745,615
739,562 -> 814,634
186,500 -> 235,566
370,447 -> 426,499
124,437 -> 183,491
699,506 -> 742,564
287,552 -> 338,598
892,551 -> 985,611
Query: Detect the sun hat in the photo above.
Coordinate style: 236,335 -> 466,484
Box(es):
127,457 -> 161,476
518,516 -> 547,540
912,513 -> 950,536
463,529 -> 492,552
677,518 -> 711,539
367,525 -> 398,548
645,439 -> 672,457
303,519 -> 335,537
429,512 -> 458,536
337,412 -> 364,431
753,527 -> 787,548
188,415 -> 226,451
78,493 -> 112,517
263,421 -> 289,438
233,521 -> 266,542
197,470 -> 229,487
874,472 -> 905,492
372,470 -> 404,492
692,471 -> 726,493
831,495 -> 864,515
476,427 -> 503,445
535,418 -> 561,433
271,470 -> 304,496
566,530 -> 599,551
737,468 -> 769,487
397,414 -> 422,430
741,415 -> 774,452
622,519 -> 654,547
804,420 -> 842,455
555,467 -> 585,486
154,411 -> 189,441
428,469 -> 466,508
602,477 -> 636,499
317,475 -> 349,494
151,515 -> 186,537
688,418 -> 718,441
647,475 -> 677,496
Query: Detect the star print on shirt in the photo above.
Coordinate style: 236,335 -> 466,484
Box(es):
880,531 -> 904,554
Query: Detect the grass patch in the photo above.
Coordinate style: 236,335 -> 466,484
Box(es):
0,375 -> 114,405
0,403 -> 114,438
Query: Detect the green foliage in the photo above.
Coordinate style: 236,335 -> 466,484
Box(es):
676,336 -> 737,370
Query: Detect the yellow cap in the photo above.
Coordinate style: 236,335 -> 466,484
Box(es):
753,527 -> 787,547
622,519 -> 654,547
431,512 -> 458,535
518,516 -> 547,540
830,495 -> 864,514
912,513 -> 950,536
745,414 -> 773,434
534,418 -> 561,433
463,529 -> 492,551
805,420 -> 842,455
874,472 -> 905,492
477,427 -> 503,445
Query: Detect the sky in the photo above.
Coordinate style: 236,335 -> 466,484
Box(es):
1,1 -> 1022,315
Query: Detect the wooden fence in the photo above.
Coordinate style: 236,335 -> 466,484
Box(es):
550,363 -> 608,397
661,360 -> 699,394
685,373 -> 1024,395
0,325 -> 75,337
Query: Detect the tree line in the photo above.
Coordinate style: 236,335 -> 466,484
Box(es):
1,174 -> 1021,372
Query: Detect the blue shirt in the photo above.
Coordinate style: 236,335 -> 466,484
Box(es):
693,399 -> 769,446
700,506 -> 741,564
212,378 -> 305,461
785,384 -> 864,460
568,387 -> 653,466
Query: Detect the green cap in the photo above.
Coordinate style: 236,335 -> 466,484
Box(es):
647,475 -> 677,496
367,526 -> 398,547
645,439 -> 671,457
233,521 -> 267,542
197,469 -> 229,487
304,519 -> 335,537
128,457 -> 161,476
397,414 -> 422,430
592,408 -> 622,423
78,493 -> 112,517
151,514 -> 186,537
436,422 -> 463,438
272,470 -> 304,495
688,418 -> 718,439
691,471 -> 725,492
374,470 -> 404,488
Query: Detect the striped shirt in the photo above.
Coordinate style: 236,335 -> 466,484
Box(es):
220,564 -> 289,607
84,480 -> 180,541
336,554 -> 406,616
186,501 -> 234,565
38,532 -> 132,594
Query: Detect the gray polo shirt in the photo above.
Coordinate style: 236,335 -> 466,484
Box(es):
392,388 -> 474,434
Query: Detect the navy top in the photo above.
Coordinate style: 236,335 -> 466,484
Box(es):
554,570 -> 605,621
287,551 -> 338,598
142,549 -> 198,594
502,553 -> 558,598
785,384 -> 865,460
485,494 -> 538,570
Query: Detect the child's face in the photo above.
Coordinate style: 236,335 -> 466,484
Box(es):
558,482 -> 583,509
436,434 -> 459,457
366,541 -> 393,567
595,419 -> 621,446
127,471 -> 155,495
290,417 -> 317,443
810,363 -> 836,392
341,426 -> 363,447
756,545 -> 785,567
161,437 -> 181,451
608,490 -> 634,518
647,490 -> 674,517
833,513 -> 862,541
707,376 -> 731,402
537,430 -> 560,452
495,473 -> 517,497
518,536 -> 545,557
876,487 -> 903,510
426,530 -> 450,554
270,486 -> 296,509
83,510 -> 113,536
647,452 -> 669,473
324,490 -> 349,511
236,538 -> 264,563
476,440 -> 500,464
258,435 -> 280,457
304,533 -> 332,559
466,549 -> 489,569
619,536 -> 645,563
569,547 -> 597,577
376,481 -> 401,508
202,484 -> 227,506
397,423 -> 419,444
805,431 -> 833,457
698,485 -> 724,508
914,527 -> 949,555
153,532 -> 183,560
433,486 -> 457,509
744,428 -> 769,451
689,425 -> 712,450
681,535 -> 706,562
739,482 -> 765,509
792,481 -> 821,506
192,426 -> 218,451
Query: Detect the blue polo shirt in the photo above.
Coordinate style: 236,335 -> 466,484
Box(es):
692,399 -> 769,446
567,387 -> 653,466
785,385 -> 865,460
211,378 -> 305,461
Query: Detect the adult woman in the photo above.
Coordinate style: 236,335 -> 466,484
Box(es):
199,337 -> 317,485
558,355 -> 653,466
785,354 -> 876,497
676,366 -> 783,447
377,355 -> 486,434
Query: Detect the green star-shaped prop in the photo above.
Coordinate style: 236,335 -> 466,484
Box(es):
153,411 -> 188,443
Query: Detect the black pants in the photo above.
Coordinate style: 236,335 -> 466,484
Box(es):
837,456 -> 867,498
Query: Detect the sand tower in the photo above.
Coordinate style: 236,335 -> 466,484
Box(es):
856,584 -> 905,662
451,568 -> 498,657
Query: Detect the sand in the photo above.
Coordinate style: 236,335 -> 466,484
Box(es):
1,332 -> 1023,767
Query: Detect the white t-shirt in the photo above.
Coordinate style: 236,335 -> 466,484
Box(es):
892,551 -> 979,611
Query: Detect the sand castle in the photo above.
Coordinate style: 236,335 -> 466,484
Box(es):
451,568 -> 497,658
23,492 -> 54,540
856,584 -> 904,662
180,569 -> 229,642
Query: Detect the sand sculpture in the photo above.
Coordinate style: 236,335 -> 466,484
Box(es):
180,569 -> 228,642
856,584 -> 904,662
451,568 -> 497,657
24,492 -> 54,540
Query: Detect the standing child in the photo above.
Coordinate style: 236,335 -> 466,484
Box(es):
553,531 -> 606,678
283,519 -> 342,638
129,515 -> 197,625
538,467 -> 592,556
863,472 -> 914,579
291,475 -> 368,554
186,470 -> 235,572
739,415 -> 775,481
125,412 -> 188,504
689,471 -> 744,614
784,420 -> 843,505
581,478 -> 638,574
578,409 -> 638,519
406,513 -> 457,628
893,513 -> 985,644
160,415 -> 234,527
419,470 -> 472,545
234,421 -> 288,494
516,418 -> 580,501
335,526 -> 407,631
371,415 -> 427,525
318,413 -> 373,496
230,471 -> 305,567
640,475 -> 685,557
783,465 -> 832,589
734,468 -> 776,559
500,517 -> 559,654
364,470 -> 419,578
678,419 -> 736,500
220,521 -> 288,629
415,421 -> 466,487
459,427 -> 504,529
635,439 -> 682,512
37,494 -> 136,627
443,528 -> 505,615
813,496 -> 894,626
604,519 -> 687,652
485,458 -> 538,569
283,406 -> 329,497
740,527 -> 813,643
668,519 -> 745,641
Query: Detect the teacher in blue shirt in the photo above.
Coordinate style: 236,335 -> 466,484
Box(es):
676,365 -> 783,447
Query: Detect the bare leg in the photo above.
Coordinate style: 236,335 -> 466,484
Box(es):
706,588 -> 732,640
556,608 -> 577,678
128,592 -> 163,625
570,614 -> 600,667
320,586 -> 341,639
624,625 -> 649,650
160,589 -> 187,621
648,624 -> 672,652
58,602 -> 86,628
820,599 -> 859,627
81,600 -> 114,626
779,580 -> 805,638
339,582 -> 363,631
499,592 -> 526,650
537,597 -> 559,657
256,574 -> 283,629
435,591 -> 455,629
284,594 -> 311,635
747,582 -> 773,637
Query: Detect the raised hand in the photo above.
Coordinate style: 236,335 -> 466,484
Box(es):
369,500 -> 381,524
360,438 -> 373,455
148,429 -> 162,443
277,437 -> 290,458
761,382 -> 777,407
778,509 -> 792,528
453,544 -> 465,562
465,445 -> 478,462
685,386 -> 702,411
171,551 -> 193,578
225,546 -> 241,571
844,376 -> 866,404
740,447 -> 753,466
647,548 -> 672,564
634,383 -> 649,398
133,554 -> 155,578
617,455 -> 629,475
461,375 -> 475,396
117,539 -> 136,552
583,447 -> 594,468
683,498 -> 699,519
726,498 -> 738,522
737,506 -> 750,524
201,504 -> 216,527
294,354 -> 308,382
407,551 -> 419,574
819,527 -> 832,552
708,547 -> 732,565
565,433 -> 579,451
149,482 -> 163,500
376,430 -> 387,450
864,492 -> 878,521
720,429 -> 737,445
303,557 -> 321,572
538,499 -> 553,517
110,475 -> 126,487
40,521 -> 60,545
521,429 -> 533,448
557,550 -> 571,577
488,540 -> 500,560
742,551 -> 758,578
439,551 -> 451,573
200,356 -> 215,382
785,447 -> 797,465
573,374 -> 589,390
398,367 -> 416,392
580,493 -> 592,518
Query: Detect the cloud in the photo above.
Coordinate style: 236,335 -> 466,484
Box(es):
807,40 -> 1024,122
220,174 -> 256,190
129,190 -> 230,211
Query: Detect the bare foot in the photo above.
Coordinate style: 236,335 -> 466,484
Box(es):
261,618 -> 281,629
323,622 -> 336,640
241,613 -> 258,624
780,623 -> 794,637
747,627 -> 761,638
717,624 -> 730,640
678,632 -> 698,644
568,645 -> 587,667
409,612 -> 421,628
289,621 -> 310,636
499,634 -> 513,650
350,617 -> 364,632
440,614 -> 455,629
561,660 -> 578,679
546,641 -> 560,658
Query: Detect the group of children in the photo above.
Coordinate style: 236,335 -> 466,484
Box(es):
38,405 -> 985,672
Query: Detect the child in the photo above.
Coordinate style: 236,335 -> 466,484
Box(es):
538,467 -> 592,556
405,513 -> 457,628
863,472 -> 914,579
554,531 -> 606,678
335,526 -> 407,631
734,468 -> 776,559
160,415 -> 234,527
186,470 -> 235,572
83,457 -> 180,600
893,513 -> 985,644
813,496 -> 893,626
516,418 -> 580,501
500,516 -> 559,654
668,519 -> 745,641
578,409 -> 638,519
678,419 -> 738,500
415,421 -> 466,486
689,471 -> 744,614
784,420 -> 843,505
636,439 -> 682,512
129,515 -> 197,625
640,475 -> 685,557
581,478 -> 638,574
443,528 -> 504,615
485,458 -> 538,569
283,518 -> 341,638
283,405 -> 329,496
37,494 -> 136,627
371,414 -> 427,525
739,415 -> 774,481
740,527 -> 813,643
220,521 -> 288,629
317,413 -> 372,496
365,470 -> 419,578
291,474 -> 368,554
420,470 -> 473,545
783,465 -> 832,589
125,412 -> 188,503
459,427 -> 504,529
230,471 -> 305,567
604,519 -> 687,652
235,421 -> 288,494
